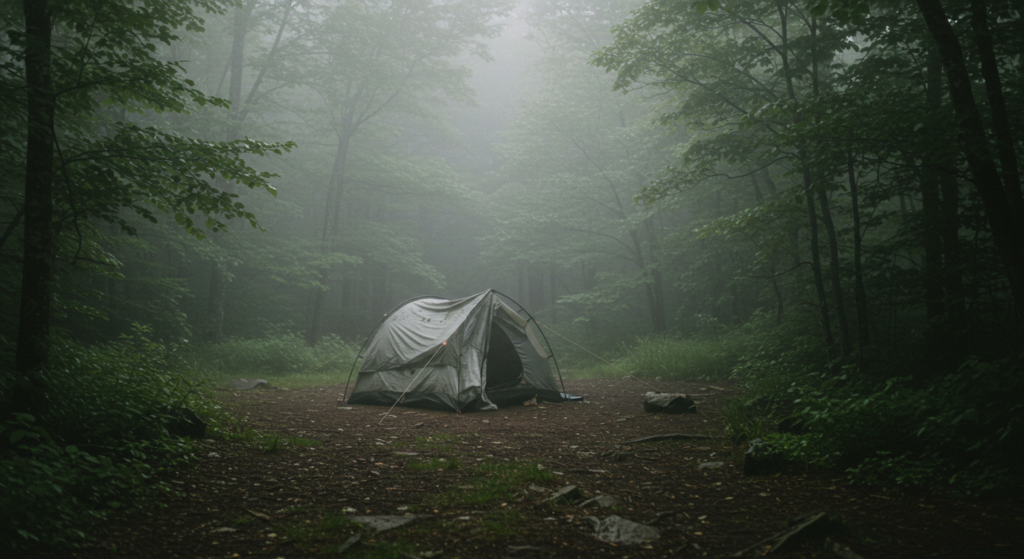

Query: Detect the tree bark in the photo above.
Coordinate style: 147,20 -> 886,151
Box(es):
848,155 -> 869,352
14,0 -> 56,415
917,0 -> 1024,325
307,133 -> 352,345
969,0 -> 1024,242
804,171 -> 836,356
921,48 -> 947,348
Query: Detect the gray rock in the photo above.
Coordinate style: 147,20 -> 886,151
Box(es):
579,495 -> 620,508
350,515 -> 429,532
226,378 -> 274,391
587,515 -> 660,545
643,392 -> 697,414
698,461 -> 725,470
545,484 -> 582,504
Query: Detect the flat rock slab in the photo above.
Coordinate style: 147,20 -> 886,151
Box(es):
226,378 -> 274,391
643,392 -> 697,414
546,485 -> 582,503
587,515 -> 660,545
350,515 -> 430,532
579,495 -> 620,508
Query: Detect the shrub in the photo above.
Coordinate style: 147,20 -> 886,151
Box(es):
190,333 -> 359,379
0,327 -> 208,554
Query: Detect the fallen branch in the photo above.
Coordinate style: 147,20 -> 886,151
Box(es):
617,433 -> 712,445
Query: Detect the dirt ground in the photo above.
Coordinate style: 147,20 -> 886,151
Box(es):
71,379 -> 1022,559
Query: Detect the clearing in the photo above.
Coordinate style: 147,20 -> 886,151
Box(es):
72,379 -> 1022,558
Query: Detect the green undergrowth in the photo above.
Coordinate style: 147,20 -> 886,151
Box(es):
429,460 -> 557,508
560,313 -> 770,381
0,327 -> 219,555
220,425 -> 322,453
277,513 -> 420,557
190,333 -> 360,386
722,312 -> 1024,497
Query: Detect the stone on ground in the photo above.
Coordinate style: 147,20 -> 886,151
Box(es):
226,378 -> 274,391
545,484 -> 582,504
642,392 -> 697,414
587,515 -> 660,545
579,495 -> 620,508
350,515 -> 429,532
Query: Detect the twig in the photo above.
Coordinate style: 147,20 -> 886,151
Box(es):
617,433 -> 712,445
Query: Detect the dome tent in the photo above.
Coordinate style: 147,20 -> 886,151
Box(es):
344,290 -> 565,412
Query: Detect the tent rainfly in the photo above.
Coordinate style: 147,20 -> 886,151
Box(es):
345,290 -> 565,412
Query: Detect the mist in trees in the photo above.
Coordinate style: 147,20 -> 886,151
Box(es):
2,1 -> 1023,546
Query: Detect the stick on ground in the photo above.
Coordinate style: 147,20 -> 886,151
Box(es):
617,433 -> 712,445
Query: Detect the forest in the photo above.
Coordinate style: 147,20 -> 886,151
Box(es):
1,0 -> 1022,555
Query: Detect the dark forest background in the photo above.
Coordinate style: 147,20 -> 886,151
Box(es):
2,0 -> 1022,552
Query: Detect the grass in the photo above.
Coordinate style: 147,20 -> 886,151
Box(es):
557,331 -> 755,382
277,513 -> 359,553
428,460 -> 556,507
222,426 -> 322,453
481,509 -> 526,538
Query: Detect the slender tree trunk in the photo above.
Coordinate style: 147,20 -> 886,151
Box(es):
307,134 -> 352,345
917,0 -> 1024,325
969,0 -> 1024,241
921,49 -> 947,346
804,171 -> 836,356
14,0 -> 56,415
818,185 -> 850,358
940,170 -> 967,325
205,2 -> 253,342
848,155 -> 869,353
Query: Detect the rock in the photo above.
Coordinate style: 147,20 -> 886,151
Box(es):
820,538 -> 866,559
698,461 -> 725,470
350,515 -> 430,532
642,392 -> 697,414
545,485 -> 583,504
579,495 -> 619,508
161,406 -> 207,438
226,378 -> 275,391
587,515 -> 660,545
743,438 -> 783,476
209,527 -> 236,533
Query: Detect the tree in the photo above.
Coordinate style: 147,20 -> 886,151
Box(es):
3,0 -> 290,414
280,0 -> 511,345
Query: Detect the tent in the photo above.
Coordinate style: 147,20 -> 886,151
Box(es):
344,290 -> 565,411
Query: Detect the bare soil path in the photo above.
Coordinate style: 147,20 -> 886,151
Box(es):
72,379 -> 1022,558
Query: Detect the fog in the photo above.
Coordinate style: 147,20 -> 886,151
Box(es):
4,0 -> 1023,367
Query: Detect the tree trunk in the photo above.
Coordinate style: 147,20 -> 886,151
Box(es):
921,48 -> 947,351
917,0 -> 1024,325
969,0 -> 1024,242
848,155 -> 869,352
14,0 -> 56,416
804,171 -> 836,356
818,185 -> 850,358
307,134 -> 352,345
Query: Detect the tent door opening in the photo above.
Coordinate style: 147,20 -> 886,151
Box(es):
485,324 -> 522,390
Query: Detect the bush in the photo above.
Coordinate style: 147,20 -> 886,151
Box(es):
0,327 -> 209,554
190,333 -> 359,379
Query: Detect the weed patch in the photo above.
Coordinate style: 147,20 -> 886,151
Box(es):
428,460 -> 556,507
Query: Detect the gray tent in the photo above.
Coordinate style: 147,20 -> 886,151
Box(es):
345,290 -> 565,411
